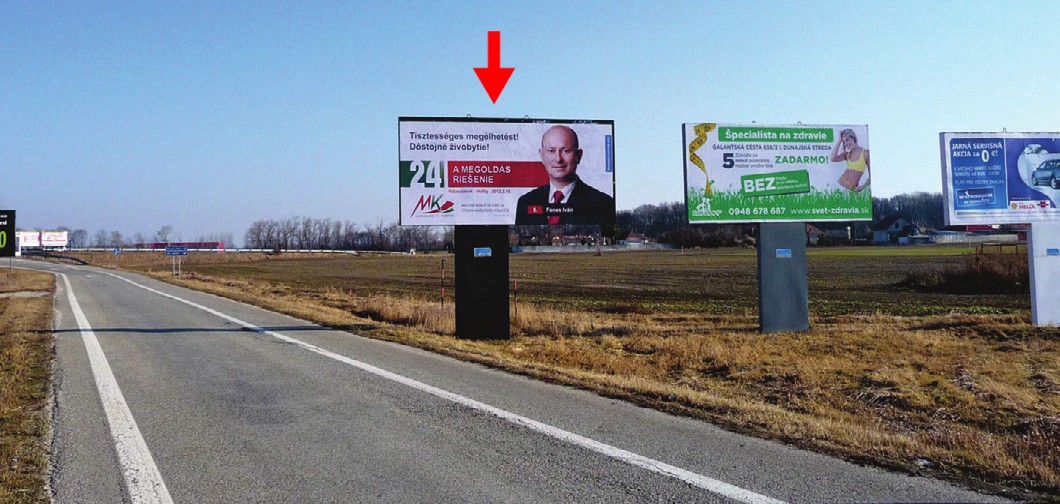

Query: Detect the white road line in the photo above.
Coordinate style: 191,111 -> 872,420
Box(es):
103,272 -> 786,504
59,273 -> 174,504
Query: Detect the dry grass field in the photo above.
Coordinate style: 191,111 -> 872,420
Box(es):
0,269 -> 54,503
56,248 -> 1060,498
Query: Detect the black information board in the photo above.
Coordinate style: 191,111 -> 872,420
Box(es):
0,210 -> 15,257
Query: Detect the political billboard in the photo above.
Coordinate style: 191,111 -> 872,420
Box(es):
16,231 -> 40,248
683,123 -> 872,223
940,132 -> 1060,225
0,210 -> 13,257
399,117 -> 616,226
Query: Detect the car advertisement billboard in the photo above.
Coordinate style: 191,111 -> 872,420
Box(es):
683,123 -> 872,223
0,210 -> 14,257
399,117 -> 616,226
940,132 -> 1060,225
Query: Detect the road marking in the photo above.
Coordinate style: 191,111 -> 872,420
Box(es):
59,273 -> 174,504
103,272 -> 786,504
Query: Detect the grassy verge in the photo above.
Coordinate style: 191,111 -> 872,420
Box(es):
0,269 -> 55,503
67,249 -> 1058,499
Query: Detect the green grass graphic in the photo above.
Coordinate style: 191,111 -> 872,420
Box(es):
687,185 -> 872,221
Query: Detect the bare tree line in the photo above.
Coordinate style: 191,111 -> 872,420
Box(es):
610,193 -> 945,248
37,226 -> 233,249
243,217 -> 453,252
26,193 -> 944,251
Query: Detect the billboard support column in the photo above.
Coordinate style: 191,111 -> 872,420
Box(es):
1029,223 -> 1060,326
455,225 -> 510,339
757,222 -> 809,333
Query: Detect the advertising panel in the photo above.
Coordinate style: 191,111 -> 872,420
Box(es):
683,123 -> 872,223
16,231 -> 40,248
399,117 -> 616,225
41,231 -> 68,248
0,210 -> 14,257
940,132 -> 1060,225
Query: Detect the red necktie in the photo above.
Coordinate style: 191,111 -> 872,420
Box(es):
548,190 -> 563,225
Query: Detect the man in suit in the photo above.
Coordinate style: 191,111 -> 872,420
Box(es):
515,125 -> 615,225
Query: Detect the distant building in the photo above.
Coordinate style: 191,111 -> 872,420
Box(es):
621,232 -> 650,245
929,225 -> 1022,244
871,216 -> 917,244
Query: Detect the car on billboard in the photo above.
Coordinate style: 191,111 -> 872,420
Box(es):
1031,159 -> 1060,189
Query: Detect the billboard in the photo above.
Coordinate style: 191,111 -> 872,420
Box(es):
0,210 -> 13,257
940,132 -> 1060,225
16,231 -> 40,248
683,123 -> 872,223
41,231 -> 68,248
399,117 -> 616,225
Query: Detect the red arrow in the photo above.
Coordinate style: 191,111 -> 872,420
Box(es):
474,31 -> 514,103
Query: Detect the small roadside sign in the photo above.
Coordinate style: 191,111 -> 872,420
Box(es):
165,246 -> 188,256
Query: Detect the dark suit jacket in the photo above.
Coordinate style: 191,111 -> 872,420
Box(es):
514,180 -> 615,225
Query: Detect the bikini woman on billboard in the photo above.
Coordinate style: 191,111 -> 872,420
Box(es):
831,128 -> 870,192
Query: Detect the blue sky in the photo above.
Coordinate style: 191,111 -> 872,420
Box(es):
3,1 -> 1058,243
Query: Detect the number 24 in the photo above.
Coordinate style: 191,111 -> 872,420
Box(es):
411,161 -> 444,188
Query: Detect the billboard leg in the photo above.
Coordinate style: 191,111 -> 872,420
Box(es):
1029,223 -> 1060,326
454,225 -> 510,340
757,222 -> 810,333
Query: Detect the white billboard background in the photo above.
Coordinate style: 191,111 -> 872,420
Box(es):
41,230 -> 68,247
17,231 -> 41,247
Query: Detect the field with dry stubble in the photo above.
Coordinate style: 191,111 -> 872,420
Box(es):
0,268 -> 54,503
62,247 -> 1058,498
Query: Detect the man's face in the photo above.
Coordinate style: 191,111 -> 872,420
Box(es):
540,127 -> 582,184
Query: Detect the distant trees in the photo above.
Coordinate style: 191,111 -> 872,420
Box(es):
68,229 -> 88,248
195,232 -> 234,247
34,192 -> 949,251
615,202 -> 752,247
92,229 -> 109,247
873,192 -> 944,230
609,192 -> 945,246
243,217 -> 451,252
154,225 -> 174,244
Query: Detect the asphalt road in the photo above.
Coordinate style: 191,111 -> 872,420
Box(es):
17,258 -> 1011,503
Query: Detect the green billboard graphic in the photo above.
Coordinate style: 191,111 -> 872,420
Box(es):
683,123 -> 872,223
